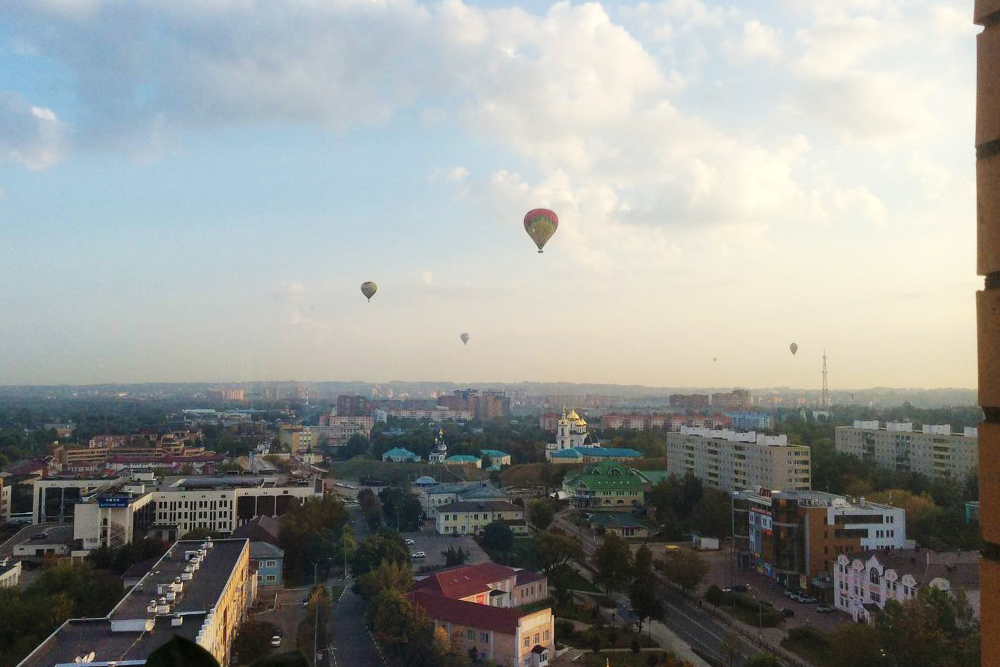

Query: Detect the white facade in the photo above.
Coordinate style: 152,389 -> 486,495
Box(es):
835,422 -> 978,482
667,427 -> 811,492
429,428 -> 448,464
833,551 -> 979,623
545,409 -> 591,460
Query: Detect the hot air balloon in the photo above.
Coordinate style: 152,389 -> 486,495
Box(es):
789,343 -> 798,356
361,282 -> 377,302
460,333 -> 470,345
523,208 -> 558,253
713,358 -> 717,362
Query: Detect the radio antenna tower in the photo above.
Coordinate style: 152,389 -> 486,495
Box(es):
821,350 -> 830,408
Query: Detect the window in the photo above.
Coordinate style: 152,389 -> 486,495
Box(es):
265,575 -> 276,583
265,560 -> 276,568
468,630 -> 475,640
543,630 -> 549,640
534,634 -> 539,644
480,632 -> 489,643
869,569 -> 880,585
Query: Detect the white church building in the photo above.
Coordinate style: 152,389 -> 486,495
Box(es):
545,409 -> 598,460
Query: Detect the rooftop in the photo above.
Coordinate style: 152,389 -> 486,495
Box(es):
409,591 -> 525,635
851,549 -> 980,588
411,561 -> 520,599
550,447 -> 642,459
435,500 -> 522,514
588,512 -> 646,529
479,450 -> 510,458
20,539 -> 248,667
249,541 -> 284,560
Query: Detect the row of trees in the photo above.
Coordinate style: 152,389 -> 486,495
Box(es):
277,496 -> 350,584
648,473 -> 732,541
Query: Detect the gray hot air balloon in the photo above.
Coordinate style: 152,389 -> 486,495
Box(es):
460,333 -> 470,345
789,342 -> 798,356
361,282 -> 377,302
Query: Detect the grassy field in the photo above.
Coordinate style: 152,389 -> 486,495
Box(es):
780,627 -> 831,666
563,568 -> 600,593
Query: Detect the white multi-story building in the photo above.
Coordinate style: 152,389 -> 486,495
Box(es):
667,427 -> 811,492
834,549 -> 980,623
71,476 -> 323,552
835,421 -> 978,482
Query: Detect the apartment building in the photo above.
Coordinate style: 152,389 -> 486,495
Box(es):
834,549 -> 979,624
409,562 -> 554,667
18,538 -> 255,667
0,476 -> 10,522
438,389 -> 511,420
666,427 -> 811,492
727,412 -> 773,431
711,389 -> 752,411
335,394 -> 370,417
834,421 -> 978,482
278,424 -> 313,452
733,488 -> 911,596
420,482 -> 509,517
435,500 -> 527,535
314,417 -> 374,445
669,394 -> 710,409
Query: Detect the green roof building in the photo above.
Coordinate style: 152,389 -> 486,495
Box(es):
562,460 -> 647,510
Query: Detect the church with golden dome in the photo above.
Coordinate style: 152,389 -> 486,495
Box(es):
545,408 -> 594,460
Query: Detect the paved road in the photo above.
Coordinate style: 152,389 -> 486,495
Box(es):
553,510 -> 764,667
324,506 -> 384,667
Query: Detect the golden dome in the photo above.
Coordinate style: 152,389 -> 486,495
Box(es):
567,409 -> 581,421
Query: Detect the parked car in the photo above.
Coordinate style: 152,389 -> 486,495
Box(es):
801,596 -> 818,604
780,607 -> 795,618
817,605 -> 834,613
405,538 -> 415,546
731,584 -> 749,593
411,551 -> 426,559
271,636 -> 281,647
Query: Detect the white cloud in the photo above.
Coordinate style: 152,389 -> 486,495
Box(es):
271,281 -> 306,303
421,270 -> 434,285
446,166 -> 468,181
724,19 -> 782,63
0,93 -> 65,170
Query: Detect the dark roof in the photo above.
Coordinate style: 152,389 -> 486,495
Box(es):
531,645 -> 548,654
249,541 -> 285,560
120,556 -> 160,582
435,500 -> 522,513
230,515 -> 282,545
856,549 -> 980,588
409,591 -> 524,635
515,570 -> 546,586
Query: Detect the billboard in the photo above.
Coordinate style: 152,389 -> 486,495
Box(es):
98,496 -> 130,508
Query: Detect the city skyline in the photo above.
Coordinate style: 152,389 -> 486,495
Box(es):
0,1 -> 979,388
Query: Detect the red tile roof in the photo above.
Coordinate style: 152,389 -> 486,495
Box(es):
409,591 -> 524,635
410,562 -> 519,599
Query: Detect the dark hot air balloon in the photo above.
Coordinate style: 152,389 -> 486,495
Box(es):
523,208 -> 558,253
460,333 -> 470,345
361,282 -> 377,301
789,343 -> 798,356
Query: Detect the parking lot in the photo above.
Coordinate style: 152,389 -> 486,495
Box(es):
701,548 -> 849,632
402,530 -> 489,571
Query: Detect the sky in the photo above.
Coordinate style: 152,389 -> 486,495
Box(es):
0,0 -> 982,389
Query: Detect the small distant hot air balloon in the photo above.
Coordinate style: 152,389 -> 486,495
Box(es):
713,358 -> 717,362
460,333 -> 470,345
361,282 -> 377,302
523,208 -> 559,253
789,343 -> 798,356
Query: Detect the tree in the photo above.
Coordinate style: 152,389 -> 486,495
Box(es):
441,546 -> 469,567
278,496 -> 350,583
482,521 -> 515,553
548,564 -> 577,608
689,488 -> 732,539
379,486 -> 424,532
354,559 -> 414,600
534,530 -> 583,574
592,532 -> 633,599
231,620 -> 277,664
876,586 -> 980,667
180,527 -> 213,541
528,500 -> 554,529
341,434 -> 370,459
824,623 -> 882,667
704,584 -> 724,607
658,550 -> 708,595
719,630 -> 741,667
352,533 -> 410,577
634,544 -> 653,577
744,653 -> 781,667
628,571 -> 663,635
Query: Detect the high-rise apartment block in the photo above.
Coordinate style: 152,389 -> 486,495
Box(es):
711,389 -> 751,411
335,394 -> 370,417
669,393 -> 710,409
834,421 -> 978,482
666,427 -> 811,492
438,389 -> 510,420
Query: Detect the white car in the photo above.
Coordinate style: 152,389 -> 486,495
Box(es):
411,551 -> 426,559
405,538 -> 415,545
271,636 -> 281,648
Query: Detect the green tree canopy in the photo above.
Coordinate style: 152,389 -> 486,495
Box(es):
482,521 -> 515,553
592,532 -> 633,598
528,499 -> 554,529
352,532 -> 410,578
